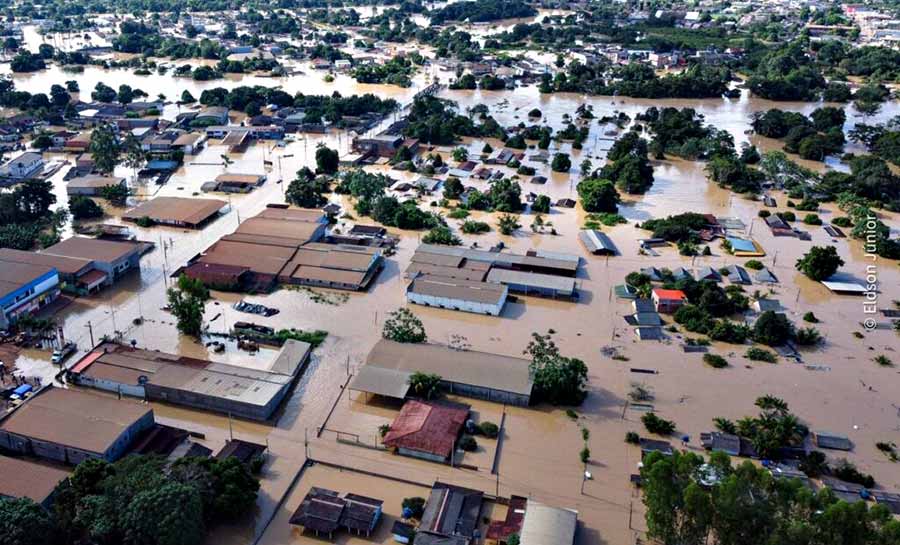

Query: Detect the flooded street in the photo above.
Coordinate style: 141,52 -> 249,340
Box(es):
2,45 -> 899,545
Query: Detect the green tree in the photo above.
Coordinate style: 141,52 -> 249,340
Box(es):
89,124 -> 121,175
443,177 -> 464,199
69,196 -> 104,220
422,226 -> 461,245
169,456 -> 259,522
167,275 -> 209,338
752,311 -> 794,346
551,152 -> 571,172
314,144 -> 339,175
408,371 -> 442,400
524,331 -> 589,405
0,497 -> 57,545
795,245 -> 844,281
640,450 -> 711,545
497,213 -> 521,235
121,483 -> 204,545
452,147 -> 468,162
577,178 -> 620,213
122,133 -> 145,177
382,307 -> 426,343
285,171 -> 329,208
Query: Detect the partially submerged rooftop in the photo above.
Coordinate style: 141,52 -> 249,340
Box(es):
122,196 -> 227,228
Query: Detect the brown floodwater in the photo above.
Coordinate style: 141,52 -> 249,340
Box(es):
3,41 -> 899,545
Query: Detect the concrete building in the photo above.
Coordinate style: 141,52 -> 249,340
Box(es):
0,455 -> 70,508
0,387 -> 154,465
413,244 -> 579,277
0,151 -> 43,185
351,339 -> 534,406
41,237 -> 144,290
485,268 -> 577,299
352,134 -> 419,158
407,274 -> 508,316
182,207 -> 382,292
0,257 -> 59,329
519,501 -> 578,545
68,340 -> 312,421
122,196 -> 228,228
66,175 -> 126,196
652,288 -> 687,314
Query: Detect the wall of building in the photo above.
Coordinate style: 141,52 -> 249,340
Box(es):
443,381 -> 530,407
398,447 -> 447,464
144,383 -> 284,421
406,292 -> 505,316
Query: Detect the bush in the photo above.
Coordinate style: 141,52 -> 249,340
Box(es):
625,431 -> 640,444
703,354 -> 729,368
642,412 -> 676,435
422,226 -> 461,245
795,327 -> 822,346
448,208 -> 469,219
458,435 -> 478,452
802,311 -> 819,323
461,220 -> 490,234
745,260 -> 764,270
753,311 -> 794,346
402,497 -> 426,519
833,459 -> 875,488
477,421 -> 499,438
745,347 -> 777,363
778,211 -> 796,222
832,216 -> 853,227
803,213 -> 822,225
758,210 -> 771,218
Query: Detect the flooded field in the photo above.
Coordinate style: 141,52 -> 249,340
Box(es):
2,36 -> 899,545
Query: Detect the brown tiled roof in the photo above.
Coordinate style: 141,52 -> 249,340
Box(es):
383,400 -> 468,458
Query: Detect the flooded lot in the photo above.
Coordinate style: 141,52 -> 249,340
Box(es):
2,44 -> 899,545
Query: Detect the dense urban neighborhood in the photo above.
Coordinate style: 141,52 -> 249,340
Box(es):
0,1 -> 899,545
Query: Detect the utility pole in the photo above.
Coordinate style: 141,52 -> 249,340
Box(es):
85,321 -> 94,347
228,412 -> 234,441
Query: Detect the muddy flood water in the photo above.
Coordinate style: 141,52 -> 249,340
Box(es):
3,53 -> 900,545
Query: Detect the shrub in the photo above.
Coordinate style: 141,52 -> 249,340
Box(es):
795,327 -> 822,346
477,422 -> 499,438
833,459 -> 875,488
422,226 -> 461,245
448,208 -> 469,219
874,354 -> 893,367
778,211 -> 796,222
703,354 -> 728,368
745,347 -> 777,363
461,220 -> 490,234
744,259 -> 764,270
753,311 -> 795,346
402,497 -> 426,519
579,446 -> 591,464
803,213 -> 822,225
758,210 -> 771,218
802,311 -> 819,323
458,435 -> 478,452
625,431 -> 640,444
642,412 -> 676,435
832,216 -> 853,227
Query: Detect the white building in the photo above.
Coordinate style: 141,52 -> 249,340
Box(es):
0,152 -> 43,185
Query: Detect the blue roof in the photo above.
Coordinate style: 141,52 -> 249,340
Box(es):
13,384 -> 32,396
146,160 -> 178,170
726,237 -> 756,253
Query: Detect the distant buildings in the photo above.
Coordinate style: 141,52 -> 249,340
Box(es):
65,175 -> 126,196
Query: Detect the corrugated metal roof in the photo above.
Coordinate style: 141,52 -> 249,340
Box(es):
519,501 -> 578,545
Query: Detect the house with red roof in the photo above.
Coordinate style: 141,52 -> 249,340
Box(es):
652,288 -> 687,314
382,400 -> 469,463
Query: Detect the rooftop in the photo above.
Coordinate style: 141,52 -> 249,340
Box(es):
43,237 -> 141,265
408,275 -> 507,306
0,455 -> 70,504
362,339 -> 533,397
0,255 -> 58,301
0,387 -> 153,455
122,197 -> 227,227
519,501 -> 578,545
382,399 -> 469,459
